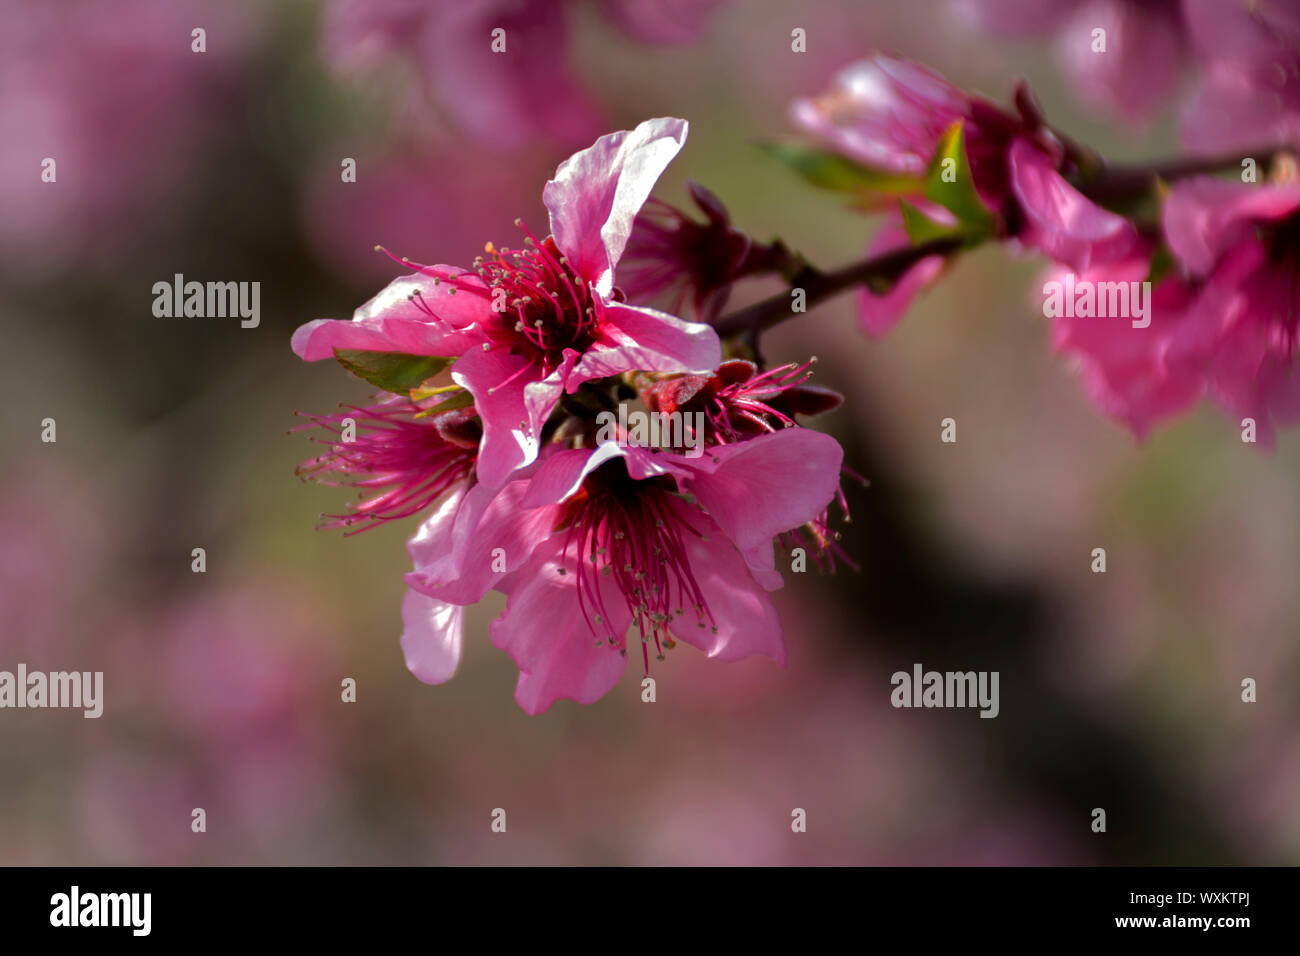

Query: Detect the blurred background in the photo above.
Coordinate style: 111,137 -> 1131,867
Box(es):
1,0 -> 1296,865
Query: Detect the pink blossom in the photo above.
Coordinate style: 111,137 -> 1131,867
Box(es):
404,428 -> 843,714
854,205 -> 953,337
792,56 -> 1134,325
639,358 -> 845,439
1045,178 -> 1300,444
1046,248 -> 1204,437
640,359 -> 854,571
619,180 -> 789,323
292,118 -> 722,488
321,0 -> 721,150
790,54 -> 1040,211
1181,0 -> 1300,152
1007,139 -> 1140,272
963,0 -> 1190,124
1161,177 -> 1300,444
294,397 -> 479,534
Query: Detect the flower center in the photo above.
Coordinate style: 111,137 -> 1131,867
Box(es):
555,458 -> 715,671
474,222 -> 603,370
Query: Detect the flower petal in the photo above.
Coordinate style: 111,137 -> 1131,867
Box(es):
490,544 -> 632,714
405,477 -> 560,605
857,216 -> 947,336
1008,139 -> 1137,271
400,590 -> 463,685
404,482 -> 466,572
451,345 -> 543,488
573,303 -> 721,384
1163,178 -> 1300,276
292,271 -> 489,361
742,542 -> 785,592
519,444 -> 629,507
1048,258 -> 1203,438
1055,0 -> 1183,125
598,0 -> 722,45
543,117 -> 689,296
684,428 -> 843,555
671,505 -> 785,664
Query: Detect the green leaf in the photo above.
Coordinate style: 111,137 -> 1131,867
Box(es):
924,122 -> 994,231
899,199 -> 965,245
761,141 -> 925,198
414,388 -> 475,416
334,350 -> 451,394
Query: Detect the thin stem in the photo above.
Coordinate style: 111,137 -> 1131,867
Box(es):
711,236 -> 965,341
711,145 -> 1292,345
1081,147 -> 1289,203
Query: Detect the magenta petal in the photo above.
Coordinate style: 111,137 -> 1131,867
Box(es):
742,543 -> 784,592
1247,353 -> 1300,449
1202,318 -> 1285,447
399,589 -> 463,685
490,545 -> 632,715
523,354 -> 574,425
543,117 -> 688,296
1164,240 -> 1269,374
1163,178 -> 1300,276
578,303 -> 722,381
519,444 -> 628,508
518,443 -> 682,509
857,216 -> 948,336
790,56 -> 969,177
685,429 -> 843,555
961,0 -> 1069,38
451,345 -> 541,488
1008,139 -> 1137,271
291,272 -> 488,361
672,507 -> 785,664
405,477 -> 559,606
1180,60 -> 1300,153
1054,288 -> 1204,437
404,482 -> 466,572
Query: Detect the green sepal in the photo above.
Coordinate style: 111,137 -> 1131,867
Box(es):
923,122 -> 994,232
761,141 -> 926,199
333,350 -> 452,394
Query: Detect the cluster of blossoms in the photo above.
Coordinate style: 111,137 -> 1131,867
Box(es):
294,119 -> 847,714
321,0 -> 724,150
964,0 -> 1299,145
786,44 -> 1300,444
297,17 -> 1300,712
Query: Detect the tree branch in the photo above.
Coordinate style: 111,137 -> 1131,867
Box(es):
1081,146 -> 1292,203
711,236 -> 965,341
